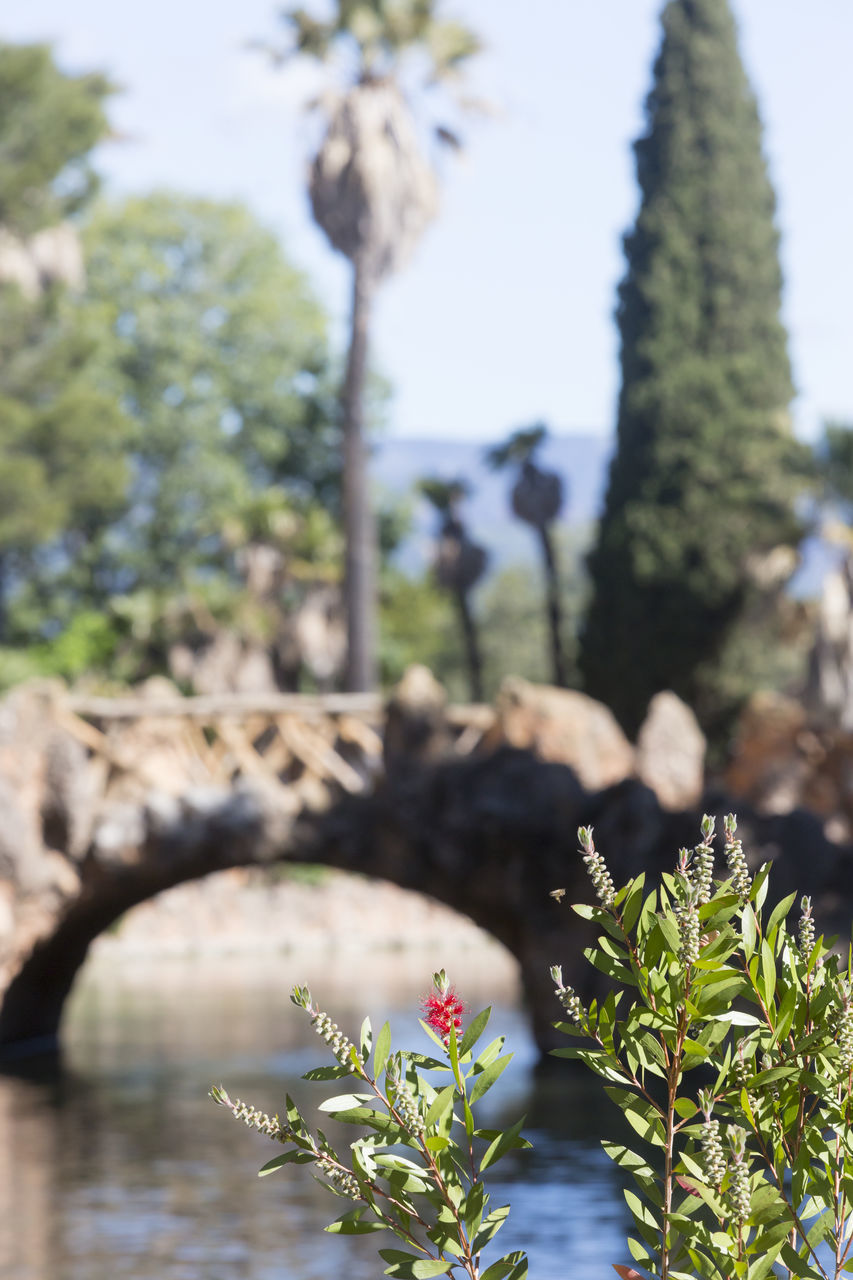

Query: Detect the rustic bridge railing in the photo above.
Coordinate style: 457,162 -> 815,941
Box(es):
54,689 -> 491,808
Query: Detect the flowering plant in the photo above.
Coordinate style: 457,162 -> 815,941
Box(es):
553,813 -> 853,1280
212,970 -> 529,1280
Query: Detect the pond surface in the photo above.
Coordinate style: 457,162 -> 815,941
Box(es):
0,949 -> 631,1280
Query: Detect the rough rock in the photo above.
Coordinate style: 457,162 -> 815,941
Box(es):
483,676 -> 635,792
384,665 -> 453,771
725,691 -> 812,815
42,728 -> 99,859
636,691 -> 706,811
723,690 -> 853,843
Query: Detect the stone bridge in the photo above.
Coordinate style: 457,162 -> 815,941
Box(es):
1,674 -> 850,1059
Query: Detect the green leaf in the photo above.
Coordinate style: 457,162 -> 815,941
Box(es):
637,889 -> 659,939
766,892 -> 798,945
624,1188 -> 660,1231
318,1093 -> 374,1112
374,1022 -> 391,1079
448,1022 -> 463,1093
404,1049 -> 445,1070
302,1064 -> 350,1081
622,873 -> 646,932
601,1142 -> 656,1180
656,911 -> 682,955
464,1097 -> 474,1141
479,1251 -> 527,1280
709,1011 -> 762,1027
759,937 -> 776,1008
374,1154 -> 431,1191
460,1180 -> 487,1233
326,1207 -> 387,1234
627,1234 -> 655,1267
426,1226 -> 464,1258
379,1249 -> 452,1279
680,1176 -> 726,1220
752,862 -> 771,911
598,933 -> 631,962
470,1054 -> 511,1105
741,906 -> 757,960
480,1115 -> 528,1172
550,1045 -> 626,1082
460,1007 -> 491,1058
425,1135 -> 449,1151
360,1016 -> 373,1062
473,1036 -> 506,1072
773,984 -> 798,1046
780,1239 -> 825,1278
331,1106 -> 405,1135
747,1227 -> 791,1278
425,1085 -> 455,1129
583,946 -> 634,984
258,1149 -> 315,1175
472,1205 -> 510,1252
419,1019 -> 450,1054
604,1088 -> 666,1147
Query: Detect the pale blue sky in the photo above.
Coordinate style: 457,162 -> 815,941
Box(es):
5,0 -> 852,444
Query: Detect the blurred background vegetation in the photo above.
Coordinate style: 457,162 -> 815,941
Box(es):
1,1 -> 851,751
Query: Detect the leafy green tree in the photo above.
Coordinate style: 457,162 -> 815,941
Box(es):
0,43 -> 125,646
264,1 -> 482,692
818,421 -> 853,510
0,291 -> 130,642
2,192 -> 342,685
485,424 -> 568,688
579,0 -> 806,736
73,192 -> 337,598
0,41 -> 111,234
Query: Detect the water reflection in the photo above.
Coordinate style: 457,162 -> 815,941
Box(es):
0,953 -> 630,1280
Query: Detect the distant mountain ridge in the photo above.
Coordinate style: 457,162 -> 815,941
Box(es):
370,431 -> 613,575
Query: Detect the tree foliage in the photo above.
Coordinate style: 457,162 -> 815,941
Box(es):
0,42 -> 126,648
579,0 -> 807,736
0,42 -> 112,234
818,421 -> 853,511
78,192 -> 338,590
2,192 -> 342,686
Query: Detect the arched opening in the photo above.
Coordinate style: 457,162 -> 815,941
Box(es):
66,866 -> 524,1070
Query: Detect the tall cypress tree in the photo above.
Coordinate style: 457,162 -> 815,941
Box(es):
579,0 -> 806,736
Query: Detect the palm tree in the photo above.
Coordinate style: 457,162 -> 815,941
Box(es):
264,2 -> 482,692
485,423 -> 568,686
418,477 -> 488,702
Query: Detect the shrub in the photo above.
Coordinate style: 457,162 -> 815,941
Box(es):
554,814 -> 853,1280
212,971 -> 530,1280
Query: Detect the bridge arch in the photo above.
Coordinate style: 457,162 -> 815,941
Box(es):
0,719 -> 701,1058
2,684 -> 847,1061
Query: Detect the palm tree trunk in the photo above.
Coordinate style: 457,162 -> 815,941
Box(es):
455,589 -> 484,702
341,257 -> 378,692
538,523 -> 567,687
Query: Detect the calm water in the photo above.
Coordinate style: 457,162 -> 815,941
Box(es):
0,950 -> 631,1280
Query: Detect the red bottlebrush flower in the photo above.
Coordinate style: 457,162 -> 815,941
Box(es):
421,980 -> 465,1046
